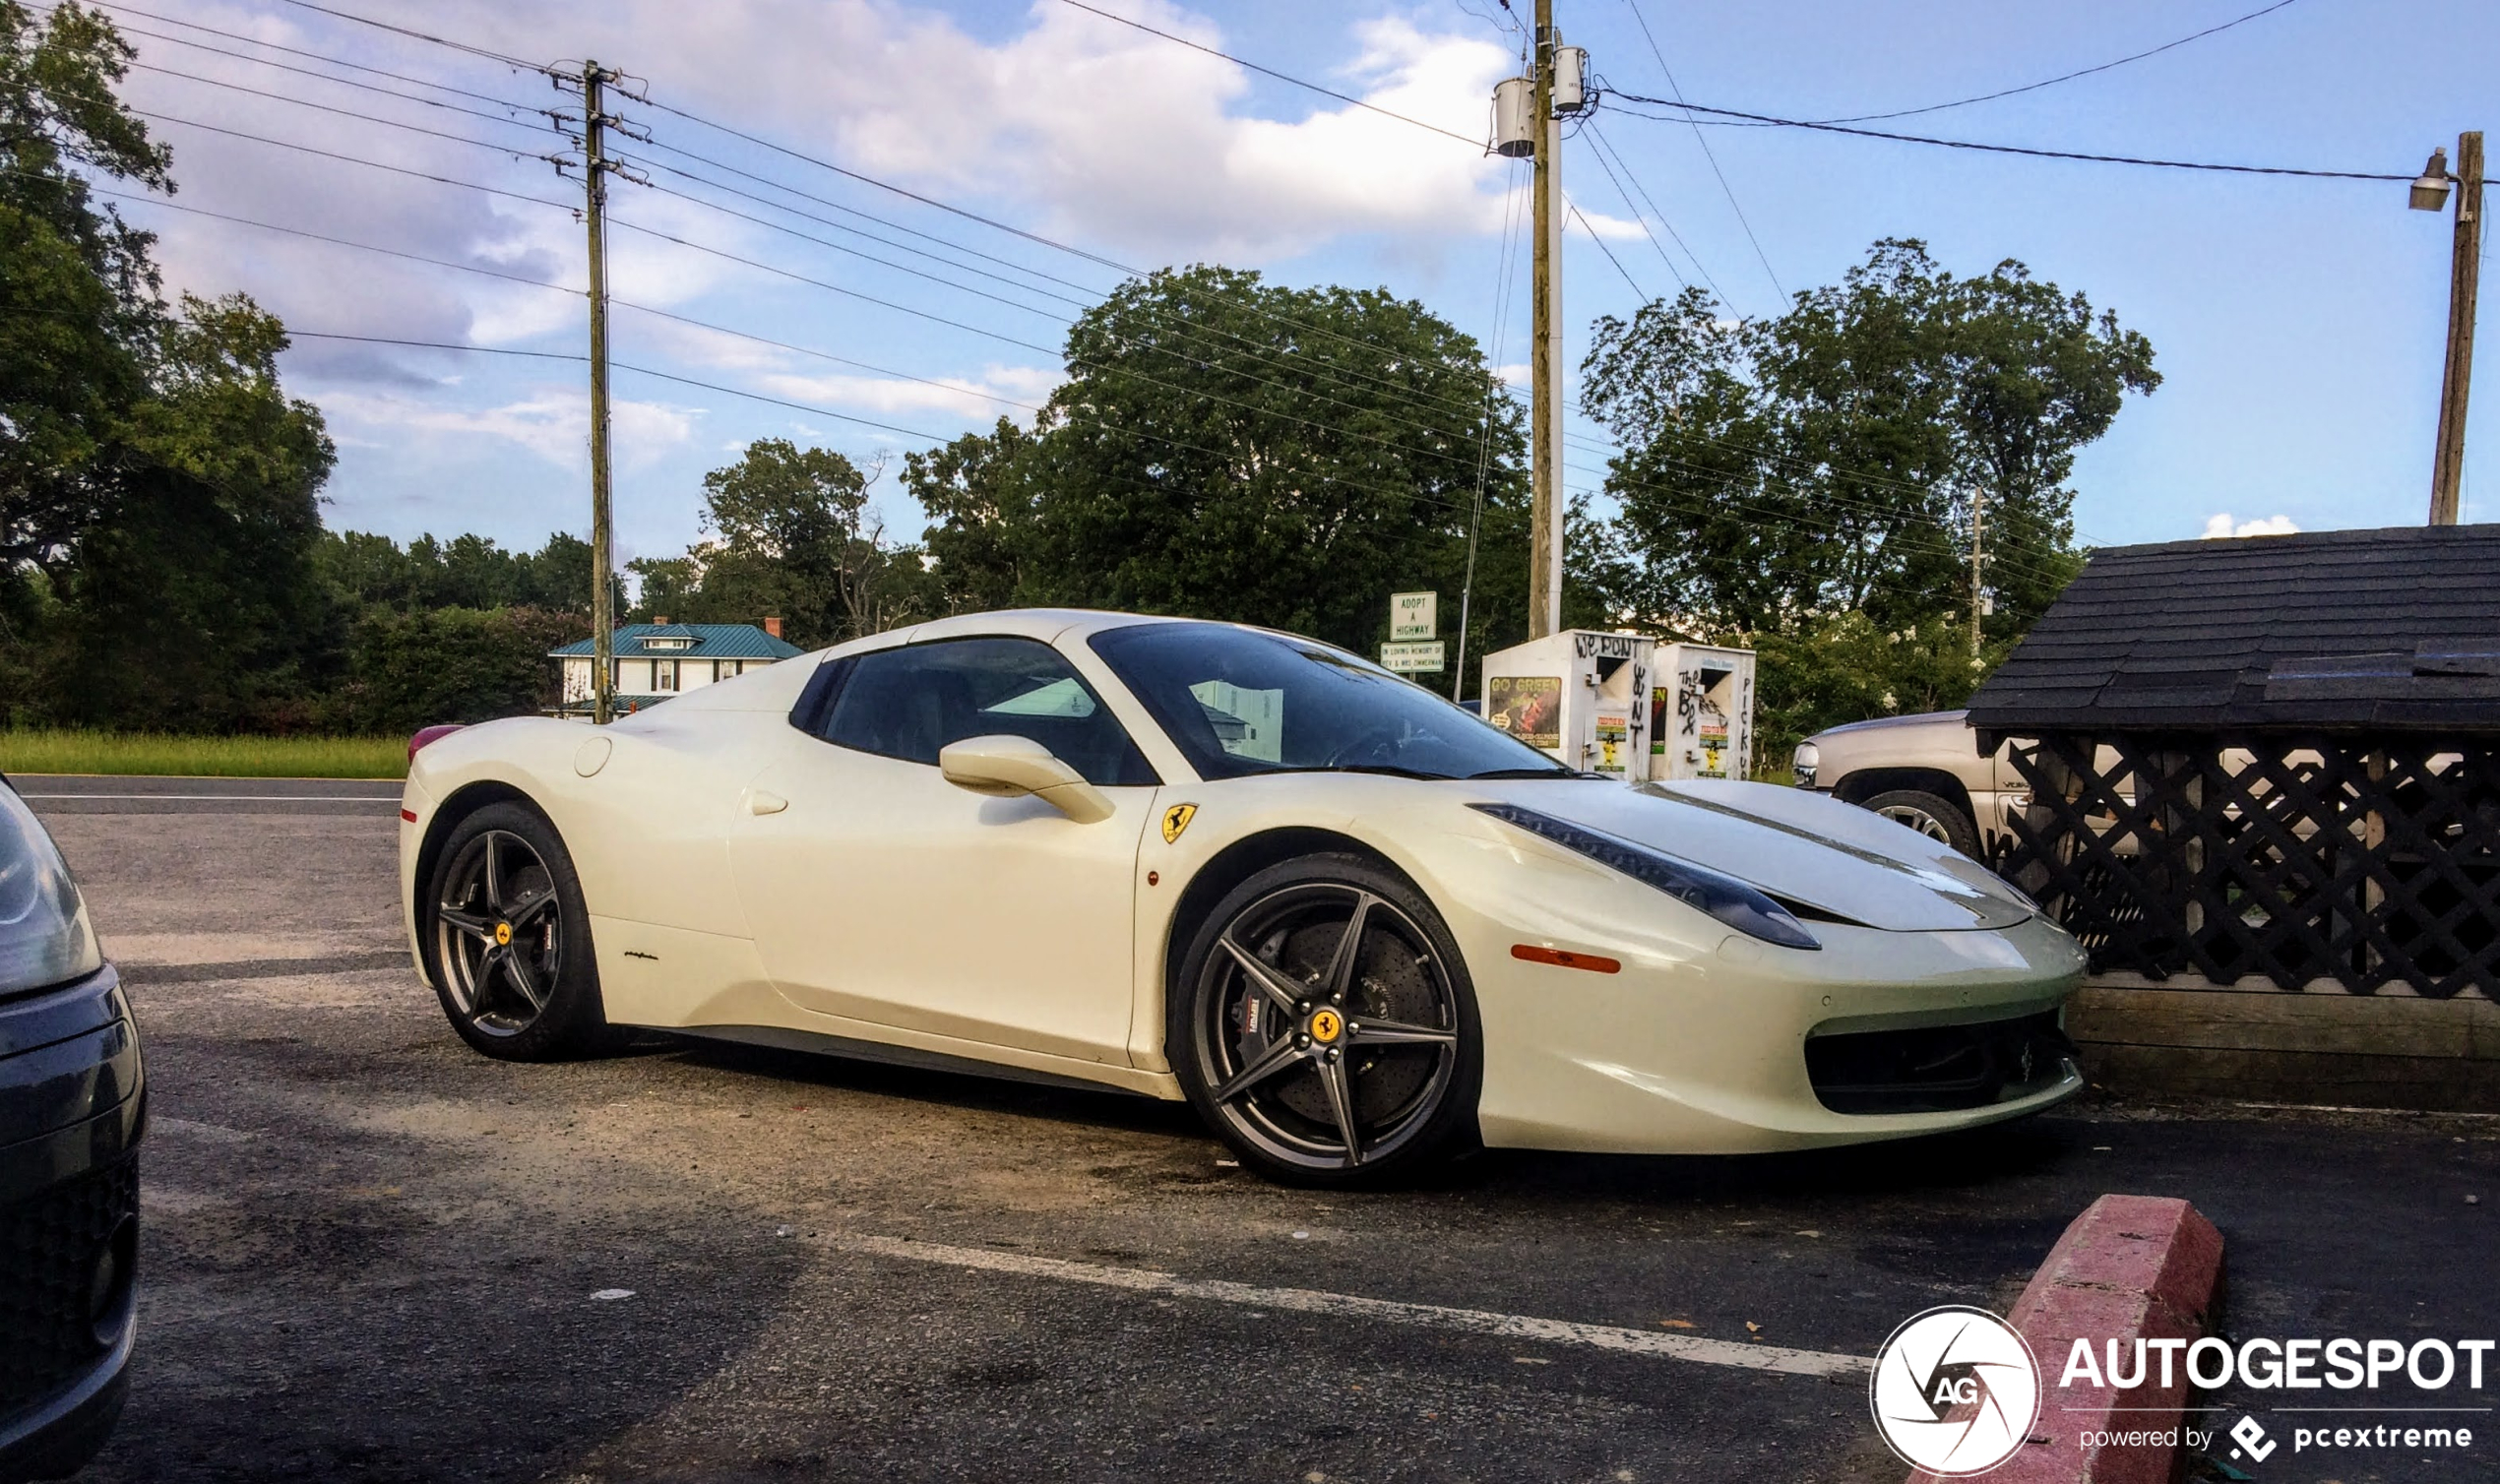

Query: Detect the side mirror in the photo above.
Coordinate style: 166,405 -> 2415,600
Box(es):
937,734 -> 1115,824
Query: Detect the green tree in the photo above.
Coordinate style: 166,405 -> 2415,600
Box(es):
903,265 -> 1536,664
1580,239 -> 2155,642
50,295 -> 336,730
0,3 -> 340,731
340,604 -> 580,734
632,438 -> 928,648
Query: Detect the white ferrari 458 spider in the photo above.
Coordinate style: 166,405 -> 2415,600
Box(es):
399,610 -> 2086,1185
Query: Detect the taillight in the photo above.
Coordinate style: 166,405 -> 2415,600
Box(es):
408,724 -> 466,761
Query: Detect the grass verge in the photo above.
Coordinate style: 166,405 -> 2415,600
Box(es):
0,730 -> 407,778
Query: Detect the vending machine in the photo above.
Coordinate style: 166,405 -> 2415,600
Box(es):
1479,632 -> 1756,783
1649,642 -> 1756,781
1478,631 -> 1656,781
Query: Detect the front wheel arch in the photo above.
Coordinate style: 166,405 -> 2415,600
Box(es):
1168,850 -> 1483,1185
1158,828 -> 1430,1052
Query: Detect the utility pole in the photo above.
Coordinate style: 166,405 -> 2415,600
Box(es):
1969,488 -> 1986,657
2431,131 -> 2482,525
1527,0 -> 1563,639
580,61 -> 619,723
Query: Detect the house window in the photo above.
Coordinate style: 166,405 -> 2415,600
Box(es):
655,658 -> 678,691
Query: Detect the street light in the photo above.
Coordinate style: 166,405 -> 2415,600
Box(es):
2410,148 -> 2453,212
2412,133 -> 2482,526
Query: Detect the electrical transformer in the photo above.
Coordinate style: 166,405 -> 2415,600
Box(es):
1479,632 -> 1755,783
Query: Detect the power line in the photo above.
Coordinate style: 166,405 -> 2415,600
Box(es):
1617,0 -> 1786,302
130,109 -> 572,206
268,0 -> 554,76
1603,93 -> 2414,181
1052,0 -> 1481,150
1817,0 -> 2303,125
1566,199 -> 1648,298
127,61 -> 558,156
94,188 -> 583,295
1577,122 -> 1694,294
111,128 -> 2075,578
72,14 -> 550,127
77,0 -> 544,111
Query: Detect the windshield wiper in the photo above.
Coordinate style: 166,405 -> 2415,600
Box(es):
1263,763 -> 1452,780
1466,766 -> 1588,779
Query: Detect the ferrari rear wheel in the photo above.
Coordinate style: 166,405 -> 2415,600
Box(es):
1174,854 -> 1481,1186
425,801 -> 616,1061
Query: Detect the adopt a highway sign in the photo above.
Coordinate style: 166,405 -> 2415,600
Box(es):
1390,591 -> 1437,642
1380,640 -> 1445,674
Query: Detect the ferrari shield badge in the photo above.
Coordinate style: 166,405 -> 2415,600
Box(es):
1160,803 -> 1198,844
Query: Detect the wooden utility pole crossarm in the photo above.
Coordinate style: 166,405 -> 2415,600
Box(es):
2431,130 -> 2482,526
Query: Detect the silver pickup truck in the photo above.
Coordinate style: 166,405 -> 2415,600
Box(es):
1790,710 -> 2017,856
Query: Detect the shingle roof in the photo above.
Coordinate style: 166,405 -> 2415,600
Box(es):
548,623 -> 804,660
1966,525 -> 2500,735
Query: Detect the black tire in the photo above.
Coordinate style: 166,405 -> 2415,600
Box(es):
1171,853 -> 1482,1187
420,801 -> 616,1061
1860,788 -> 1980,856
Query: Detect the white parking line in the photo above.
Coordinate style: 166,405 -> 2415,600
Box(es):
19,793 -> 399,802
838,1233 -> 1870,1379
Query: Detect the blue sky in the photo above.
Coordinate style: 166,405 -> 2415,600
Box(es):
118,0 -> 2494,578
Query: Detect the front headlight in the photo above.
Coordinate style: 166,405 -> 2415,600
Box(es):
0,785 -> 103,997
1791,742 -> 1819,789
1471,802 -> 1821,951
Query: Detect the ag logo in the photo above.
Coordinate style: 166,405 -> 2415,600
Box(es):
1869,1306 -> 2040,1476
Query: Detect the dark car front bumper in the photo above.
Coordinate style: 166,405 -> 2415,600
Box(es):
0,963 -> 144,1482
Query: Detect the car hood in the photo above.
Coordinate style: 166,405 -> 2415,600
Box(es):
1469,776 -> 2031,932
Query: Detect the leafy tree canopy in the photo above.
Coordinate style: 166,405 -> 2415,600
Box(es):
1579,238 -> 2156,642
627,437 -> 930,649
904,265 -> 1552,662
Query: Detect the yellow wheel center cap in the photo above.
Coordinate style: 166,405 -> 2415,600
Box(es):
1308,1008 -> 1343,1044
494,922 -> 513,947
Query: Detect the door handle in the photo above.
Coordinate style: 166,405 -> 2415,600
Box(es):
749,790 -> 789,816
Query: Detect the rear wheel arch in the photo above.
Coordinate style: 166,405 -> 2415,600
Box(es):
413,781 -> 538,983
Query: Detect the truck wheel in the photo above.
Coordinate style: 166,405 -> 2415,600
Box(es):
1861,788 -> 1980,857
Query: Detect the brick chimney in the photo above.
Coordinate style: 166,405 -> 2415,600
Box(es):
763,616 -> 782,640
652,615 -> 669,625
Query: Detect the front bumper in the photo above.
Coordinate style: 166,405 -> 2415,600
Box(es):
1427,833 -> 2087,1153
0,964 -> 144,1479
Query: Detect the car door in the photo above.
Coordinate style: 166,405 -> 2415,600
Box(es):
728,635 -> 1160,1067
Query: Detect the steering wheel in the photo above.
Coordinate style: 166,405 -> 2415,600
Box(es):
1323,727 -> 1406,769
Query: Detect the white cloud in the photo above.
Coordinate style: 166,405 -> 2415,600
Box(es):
319,388 -> 699,471
2201,513 -> 2299,538
403,0 -> 1529,264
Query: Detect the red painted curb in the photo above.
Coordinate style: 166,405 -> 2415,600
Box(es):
1908,1194 -> 2224,1484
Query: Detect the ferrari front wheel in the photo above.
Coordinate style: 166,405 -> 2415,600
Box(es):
424,801 -> 616,1061
1174,854 -> 1481,1186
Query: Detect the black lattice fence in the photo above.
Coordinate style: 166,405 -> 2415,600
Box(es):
1995,732 -> 2500,997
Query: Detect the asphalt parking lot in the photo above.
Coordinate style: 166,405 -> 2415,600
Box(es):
21,775 -> 2498,1483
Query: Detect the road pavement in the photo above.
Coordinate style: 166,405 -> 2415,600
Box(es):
28,779 -> 2497,1483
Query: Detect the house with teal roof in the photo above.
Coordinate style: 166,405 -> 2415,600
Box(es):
548,618 -> 805,717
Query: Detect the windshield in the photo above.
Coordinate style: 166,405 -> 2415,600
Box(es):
1088,622 -> 1574,781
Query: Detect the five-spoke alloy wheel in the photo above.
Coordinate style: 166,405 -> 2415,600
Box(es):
1175,854 -> 1481,1185
424,801 -> 614,1060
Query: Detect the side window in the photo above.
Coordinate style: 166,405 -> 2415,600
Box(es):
818,638 -> 1157,787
